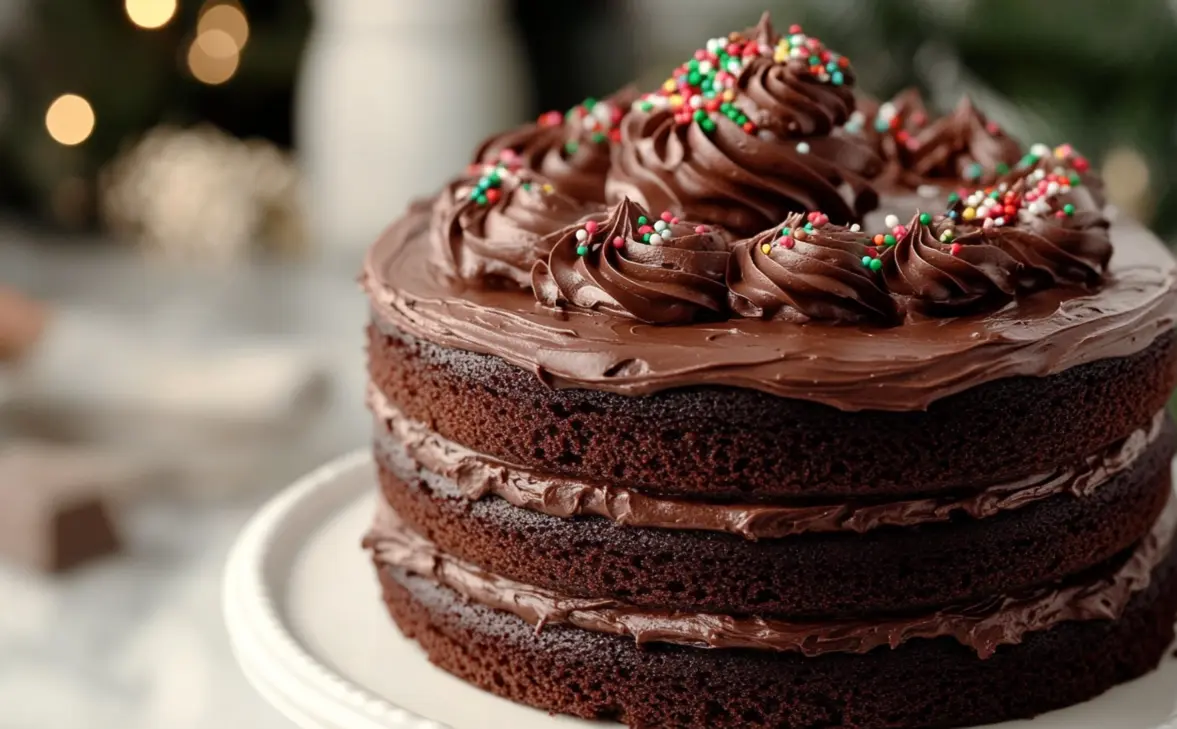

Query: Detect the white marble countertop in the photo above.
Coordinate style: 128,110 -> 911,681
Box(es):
0,233 -> 370,728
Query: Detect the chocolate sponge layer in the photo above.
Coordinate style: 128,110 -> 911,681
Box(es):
368,324 -> 1177,499
375,541 -> 1177,729
377,425 -> 1173,617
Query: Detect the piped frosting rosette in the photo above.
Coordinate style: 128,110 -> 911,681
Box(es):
531,198 -> 733,324
430,159 -> 602,288
606,13 -> 878,236
474,88 -> 638,204
727,211 -> 898,324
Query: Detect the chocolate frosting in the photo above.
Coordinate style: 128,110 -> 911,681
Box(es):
605,14 -> 877,235
366,488 -> 1177,659
882,213 -> 1022,316
726,213 -> 898,324
908,97 -> 1023,184
431,165 -> 600,288
363,201 -> 1177,411
475,88 -> 638,203
532,198 -> 732,324
370,385 -> 1165,540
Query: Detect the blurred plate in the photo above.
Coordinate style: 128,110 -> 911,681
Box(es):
223,451 -> 1177,729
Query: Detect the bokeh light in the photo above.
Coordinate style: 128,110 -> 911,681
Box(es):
124,0 -> 178,30
45,94 -> 96,146
187,32 -> 240,85
198,2 -> 249,51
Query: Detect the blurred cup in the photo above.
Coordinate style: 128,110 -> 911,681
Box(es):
296,0 -> 530,263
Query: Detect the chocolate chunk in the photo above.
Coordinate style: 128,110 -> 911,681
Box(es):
0,442 -> 128,572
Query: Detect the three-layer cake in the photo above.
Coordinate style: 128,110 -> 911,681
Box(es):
362,14 -> 1177,729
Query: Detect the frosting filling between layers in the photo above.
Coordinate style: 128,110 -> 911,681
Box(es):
365,489 -> 1177,659
369,385 -> 1165,539
364,202 -> 1177,412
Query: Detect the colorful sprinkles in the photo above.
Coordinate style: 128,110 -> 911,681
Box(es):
635,23 -> 848,135
463,159 -> 551,206
575,210 -> 687,256
544,97 -> 625,151
871,99 -> 927,151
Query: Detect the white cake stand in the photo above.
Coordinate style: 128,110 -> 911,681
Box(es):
223,451 -> 1177,729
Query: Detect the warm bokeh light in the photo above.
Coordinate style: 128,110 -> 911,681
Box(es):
187,33 -> 240,85
195,27 -> 239,59
45,94 -> 96,146
124,0 -> 178,29
198,2 -> 249,51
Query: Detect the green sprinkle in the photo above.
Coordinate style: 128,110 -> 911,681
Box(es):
639,101 -> 653,112
861,255 -> 872,267
693,109 -> 707,122
918,213 -> 932,225
564,141 -> 579,155
996,163 -> 1010,175
687,71 -> 702,85
642,232 -> 652,243
868,258 -> 883,272
474,194 -> 487,205
940,230 -> 955,243
700,118 -> 717,133
1020,153 -> 1039,167
1069,172 -> 1082,186
965,163 -> 983,180
946,192 -> 960,204
804,222 -> 815,231
521,182 -> 532,191
576,245 -> 589,256
1063,203 -> 1075,216
883,234 -> 897,246
637,216 -> 648,225
591,132 -> 606,144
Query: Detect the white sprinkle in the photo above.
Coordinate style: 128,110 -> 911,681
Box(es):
1046,182 -> 1060,196
850,223 -> 861,232
1031,143 -> 1051,157
917,184 -> 940,198
796,142 -> 811,154
575,229 -> 588,241
689,95 -> 704,109
649,234 -> 664,246
884,214 -> 900,229
699,61 -> 713,74
995,217 -> 1006,226
982,218 -> 995,229
654,220 -> 668,232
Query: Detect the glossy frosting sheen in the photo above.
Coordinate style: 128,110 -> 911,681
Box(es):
366,490 -> 1177,658
364,201 -> 1177,411
371,385 -> 1165,539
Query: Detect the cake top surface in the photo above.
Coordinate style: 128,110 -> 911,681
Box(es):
364,13 -> 1177,411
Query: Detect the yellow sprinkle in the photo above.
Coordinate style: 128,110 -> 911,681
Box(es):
962,207 -> 977,221
774,49 -> 788,63
722,90 -> 736,102
761,243 -> 772,254
1054,145 -> 1066,159
662,79 -> 676,93
541,183 -> 554,194
668,94 -> 683,109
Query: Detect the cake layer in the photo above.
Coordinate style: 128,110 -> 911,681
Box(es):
367,492 -> 1176,656
364,202 -> 1177,412
368,324 -> 1177,498
372,385 -> 1164,538
374,541 -> 1177,729
375,430 -> 1174,617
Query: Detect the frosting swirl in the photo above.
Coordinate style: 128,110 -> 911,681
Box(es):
531,198 -> 732,324
908,97 -> 1023,185
474,90 -> 637,203
430,163 -> 600,288
882,213 -> 1022,315
727,212 -> 898,324
605,14 -> 876,235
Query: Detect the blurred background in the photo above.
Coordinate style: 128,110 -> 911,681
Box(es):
0,0 -> 1170,727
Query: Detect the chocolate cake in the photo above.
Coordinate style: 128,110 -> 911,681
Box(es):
361,14 -> 1177,729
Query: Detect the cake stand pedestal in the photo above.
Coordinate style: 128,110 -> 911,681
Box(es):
223,451 -> 1177,729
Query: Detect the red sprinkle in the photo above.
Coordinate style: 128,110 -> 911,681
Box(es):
985,121 -> 1001,134
638,225 -> 653,235
780,236 -> 794,249
742,122 -> 756,134
694,225 -> 709,234
789,23 -> 802,33
950,243 -> 963,256
584,220 -> 599,234
612,236 -> 624,248
538,110 -> 563,127
485,188 -> 501,203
